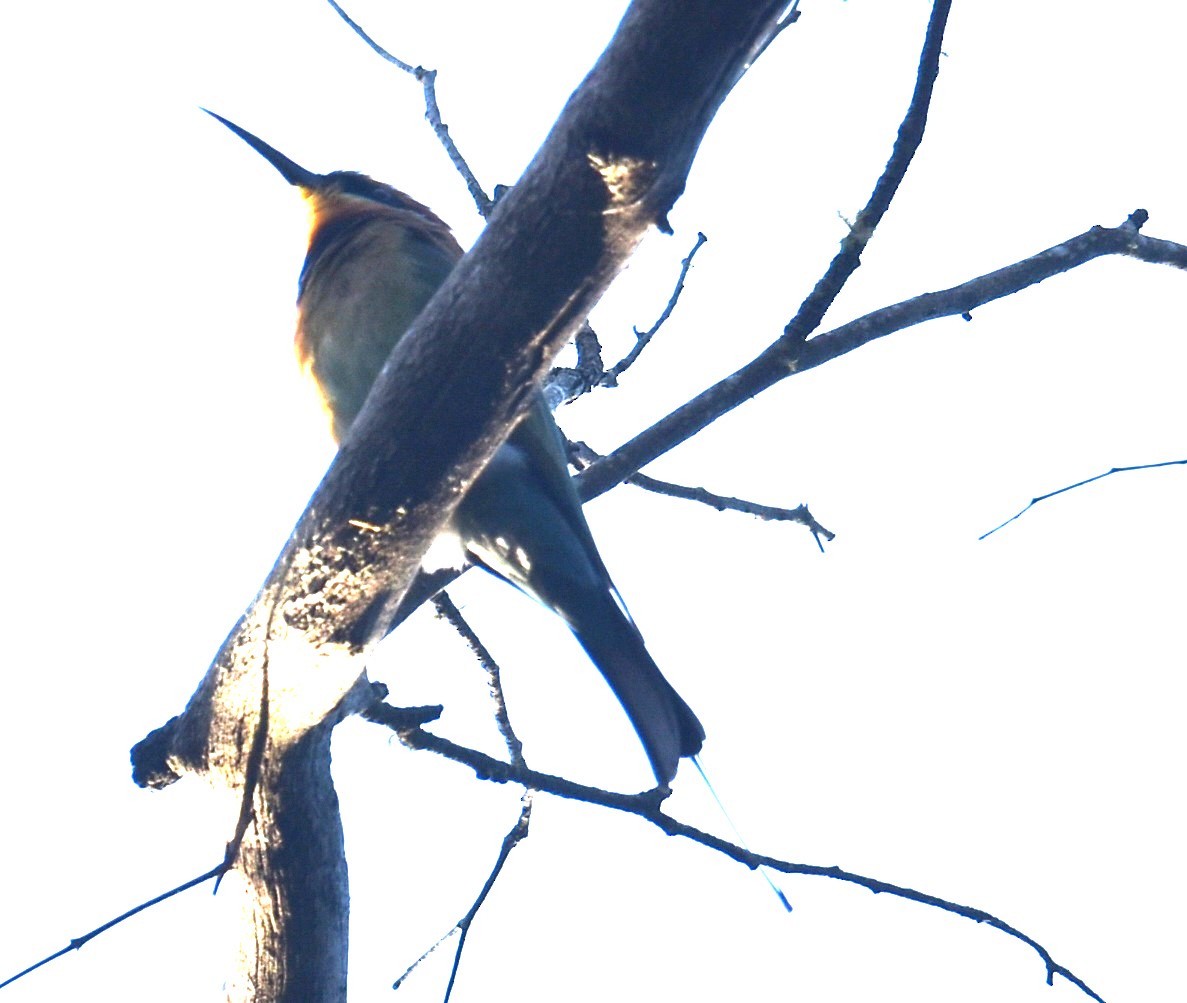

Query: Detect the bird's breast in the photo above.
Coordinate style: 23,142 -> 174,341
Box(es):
295,217 -> 459,441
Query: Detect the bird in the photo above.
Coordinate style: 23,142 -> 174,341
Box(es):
205,110 -> 705,784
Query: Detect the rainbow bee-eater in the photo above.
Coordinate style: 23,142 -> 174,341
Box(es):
205,111 -> 704,784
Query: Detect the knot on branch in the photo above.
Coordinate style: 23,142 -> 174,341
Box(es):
131,717 -> 183,790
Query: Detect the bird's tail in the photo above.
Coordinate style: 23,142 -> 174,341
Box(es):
566,588 -> 705,785
455,421 -> 704,785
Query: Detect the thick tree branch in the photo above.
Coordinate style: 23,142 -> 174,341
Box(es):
130,3 -> 792,1000
134,0 -> 791,782
225,726 -> 350,1002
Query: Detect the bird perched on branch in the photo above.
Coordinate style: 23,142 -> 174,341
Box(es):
205,110 -> 704,784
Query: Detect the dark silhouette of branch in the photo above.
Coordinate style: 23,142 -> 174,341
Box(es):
432,593 -> 527,765
549,230 -> 706,403
387,598 -> 534,997
577,0 -> 953,500
603,231 -> 708,385
0,865 -> 224,990
979,458 -> 1187,539
366,0 -> 962,632
783,0 -> 950,347
322,0 -> 493,214
133,0 -> 796,786
385,716 -> 1104,1003
578,214 -> 1187,505
96,2 -> 1172,999
322,0 -> 414,71
129,8 -> 796,996
569,440 -> 834,549
392,794 -> 534,1000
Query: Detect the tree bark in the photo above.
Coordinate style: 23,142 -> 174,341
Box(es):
226,725 -> 349,1002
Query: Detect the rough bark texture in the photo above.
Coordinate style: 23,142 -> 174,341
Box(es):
227,726 -> 349,1002
131,2 -> 790,999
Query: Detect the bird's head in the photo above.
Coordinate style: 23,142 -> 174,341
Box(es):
202,108 -> 456,247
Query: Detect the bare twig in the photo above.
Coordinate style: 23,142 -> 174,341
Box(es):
382,596 -> 534,998
377,0 -> 960,628
578,215 -> 1187,505
392,794 -> 533,1001
577,0 -> 954,500
569,440 -> 834,550
322,0 -> 493,213
432,593 -> 526,766
322,0 -> 414,71
783,0 -> 951,346
0,865 -> 224,990
548,224 -> 705,406
979,458 -> 1187,539
382,719 -> 1104,1003
603,232 -> 708,385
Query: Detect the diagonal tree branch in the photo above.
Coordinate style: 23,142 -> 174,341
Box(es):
783,0 -> 951,346
979,457 -> 1187,539
577,213 -> 1187,503
322,0 -> 494,215
568,439 -> 834,547
432,593 -> 528,767
390,720 -> 1105,1003
603,231 -> 709,385
130,3 -> 795,999
576,0 -> 952,500
391,793 -> 534,1001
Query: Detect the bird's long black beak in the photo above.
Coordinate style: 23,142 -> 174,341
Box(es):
202,108 -> 323,190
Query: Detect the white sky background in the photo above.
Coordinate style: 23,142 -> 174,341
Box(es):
2,1 -> 1184,1001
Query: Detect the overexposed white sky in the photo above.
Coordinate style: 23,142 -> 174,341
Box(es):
2,2 -> 1184,1001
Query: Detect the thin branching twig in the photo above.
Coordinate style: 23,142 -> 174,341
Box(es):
392,794 -> 533,1002
432,593 -> 526,766
980,458 -> 1187,539
381,719 -> 1104,1003
549,229 -> 706,404
783,0 -> 950,345
322,0 -> 492,213
388,595 -> 536,999
577,0 -> 954,500
578,217 -> 1187,504
569,440 -> 834,550
0,865 -> 224,990
603,232 -> 708,385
